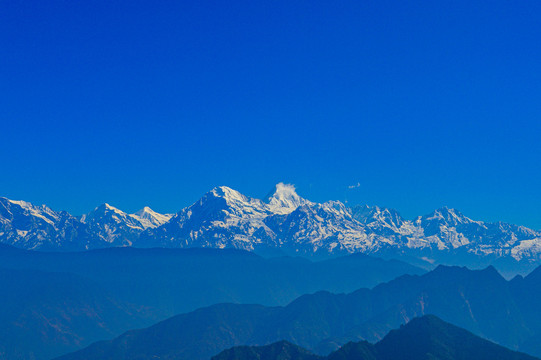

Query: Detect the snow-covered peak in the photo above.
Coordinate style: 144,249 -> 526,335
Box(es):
131,207 -> 173,229
1,197 -> 59,226
103,203 -> 124,213
7,199 -> 34,210
421,206 -> 474,226
349,204 -> 405,230
194,186 -> 268,220
321,200 -> 349,213
81,203 -> 132,225
265,183 -> 309,215
210,186 -> 250,203
134,206 -> 153,215
81,203 -> 125,218
80,203 -> 147,245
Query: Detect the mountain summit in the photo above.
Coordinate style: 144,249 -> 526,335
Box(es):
132,207 -> 173,229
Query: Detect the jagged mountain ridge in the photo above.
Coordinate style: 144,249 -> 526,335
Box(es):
1,184 -> 540,264
80,203 -> 173,246
139,186 -> 373,253
0,197 -> 172,250
141,184 -> 541,263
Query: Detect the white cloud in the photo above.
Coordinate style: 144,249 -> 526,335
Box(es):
276,182 -> 296,193
348,182 -> 361,189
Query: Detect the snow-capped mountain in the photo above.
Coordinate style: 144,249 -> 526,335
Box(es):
139,186 -> 279,249
263,200 -> 372,254
139,184 -> 541,262
0,197 -> 94,250
140,184 -> 373,253
80,203 -> 147,246
0,198 -> 171,250
349,205 -> 541,262
1,184 -> 541,266
350,204 -> 407,236
131,207 -> 173,229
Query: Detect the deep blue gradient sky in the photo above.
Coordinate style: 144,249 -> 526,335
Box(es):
1,1 -> 540,228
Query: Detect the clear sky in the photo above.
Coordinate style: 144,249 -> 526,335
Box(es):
1,1 -> 540,228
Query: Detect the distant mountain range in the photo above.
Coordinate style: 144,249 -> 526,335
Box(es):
2,183 -> 540,268
212,315 -> 539,360
0,266 -> 153,360
0,245 -> 422,360
54,264 -> 541,360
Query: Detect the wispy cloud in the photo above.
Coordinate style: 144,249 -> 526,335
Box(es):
348,182 -> 361,189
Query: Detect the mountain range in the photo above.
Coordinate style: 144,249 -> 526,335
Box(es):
212,315 -> 539,360
0,266 -> 153,360
54,264 -> 541,360
0,244 -> 422,360
0,198 -> 172,250
2,183 -> 540,271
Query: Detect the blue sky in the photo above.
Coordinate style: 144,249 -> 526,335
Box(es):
1,1 -> 540,228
